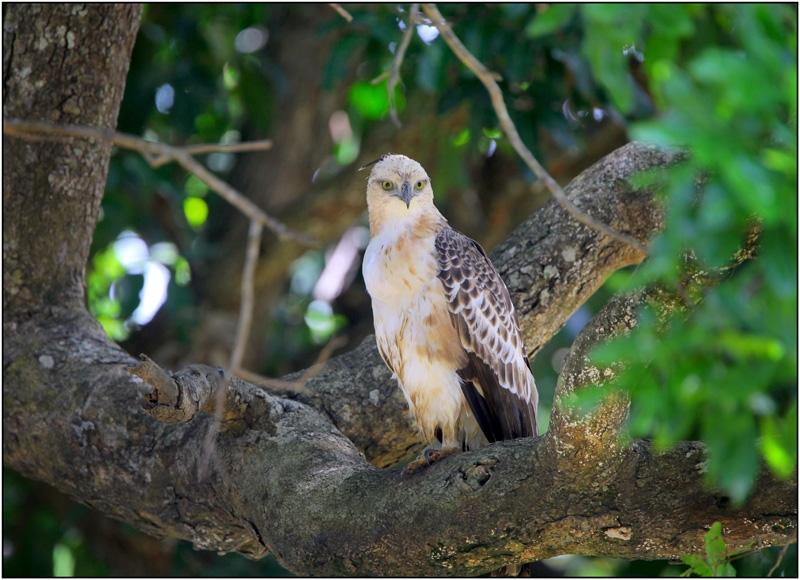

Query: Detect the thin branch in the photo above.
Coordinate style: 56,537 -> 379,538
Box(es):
768,528 -> 797,577
233,334 -> 348,395
371,70 -> 391,85
380,3 -> 418,127
329,3 -> 353,22
421,4 -> 649,257
2,118 -> 317,246
178,139 -> 273,158
234,367 -> 311,395
230,221 -> 263,372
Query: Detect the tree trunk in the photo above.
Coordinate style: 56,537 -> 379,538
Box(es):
3,3 -> 141,316
3,5 -> 796,577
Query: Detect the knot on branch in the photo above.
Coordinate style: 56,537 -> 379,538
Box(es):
128,355 -> 246,430
457,457 -> 498,492
603,526 -> 632,541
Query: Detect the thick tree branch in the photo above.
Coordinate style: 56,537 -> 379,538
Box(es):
5,314 -> 796,574
546,291 -> 641,469
548,222 -> 765,459
493,142 -> 679,357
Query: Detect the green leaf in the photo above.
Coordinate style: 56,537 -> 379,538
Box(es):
348,80 -> 405,120
579,5 -> 645,114
185,174 -> 209,197
717,332 -> 785,362
705,523 -> 726,561
681,553 -> 712,577
174,257 -> 192,286
451,128 -> 470,147
647,4 -> 696,37
721,562 -> 737,577
704,413 -> 759,504
524,4 -> 577,38
183,197 -> 209,229
759,404 -> 798,478
92,246 -> 126,281
558,383 -> 616,416
222,62 -> 239,90
53,542 -> 75,577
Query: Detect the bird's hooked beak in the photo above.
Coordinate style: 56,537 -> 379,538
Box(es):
400,181 -> 412,209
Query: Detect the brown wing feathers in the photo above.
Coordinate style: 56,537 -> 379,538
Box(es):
436,227 -> 538,442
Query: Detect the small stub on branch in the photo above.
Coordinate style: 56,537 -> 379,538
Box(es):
128,355 -> 250,430
128,354 -> 203,423
128,355 -> 178,404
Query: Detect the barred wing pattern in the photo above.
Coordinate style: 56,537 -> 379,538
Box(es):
435,227 -> 539,443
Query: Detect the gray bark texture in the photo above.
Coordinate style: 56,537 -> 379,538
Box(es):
3,4 -> 796,577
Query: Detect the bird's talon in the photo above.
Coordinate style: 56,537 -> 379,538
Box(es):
424,448 -> 436,465
400,448 -> 461,477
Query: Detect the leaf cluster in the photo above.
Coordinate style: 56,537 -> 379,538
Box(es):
589,4 -> 797,504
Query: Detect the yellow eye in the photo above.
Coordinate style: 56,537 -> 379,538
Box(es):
381,180 -> 393,191
415,180 -> 425,191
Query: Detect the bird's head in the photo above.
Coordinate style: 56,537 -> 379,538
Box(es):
362,153 -> 433,215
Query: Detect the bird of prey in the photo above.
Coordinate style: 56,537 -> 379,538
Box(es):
361,153 -> 538,471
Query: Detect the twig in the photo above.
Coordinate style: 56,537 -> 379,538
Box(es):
2,118 -> 316,246
329,3 -> 353,22
768,529 -> 797,577
376,3 -> 418,127
148,142 -> 275,168
230,221 -> 263,371
234,367 -> 311,395
234,335 -> 348,395
371,70 -> 391,85
421,4 -> 649,256
175,139 -> 273,158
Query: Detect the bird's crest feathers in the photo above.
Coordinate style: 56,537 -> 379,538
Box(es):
358,153 -> 395,172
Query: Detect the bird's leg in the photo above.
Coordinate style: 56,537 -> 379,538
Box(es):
401,447 -> 460,476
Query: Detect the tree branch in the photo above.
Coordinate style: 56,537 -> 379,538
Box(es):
6,312 -> 795,574
230,221 -> 263,372
6,5 -> 794,575
492,141 -> 679,357
421,3 -> 650,256
2,118 -> 316,247
371,3 -> 418,127
5,140 -> 795,574
548,215 -> 765,458
328,3 -> 353,23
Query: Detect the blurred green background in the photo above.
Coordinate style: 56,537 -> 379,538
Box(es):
3,3 -> 796,576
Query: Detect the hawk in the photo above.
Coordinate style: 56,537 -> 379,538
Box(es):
361,154 -> 538,469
